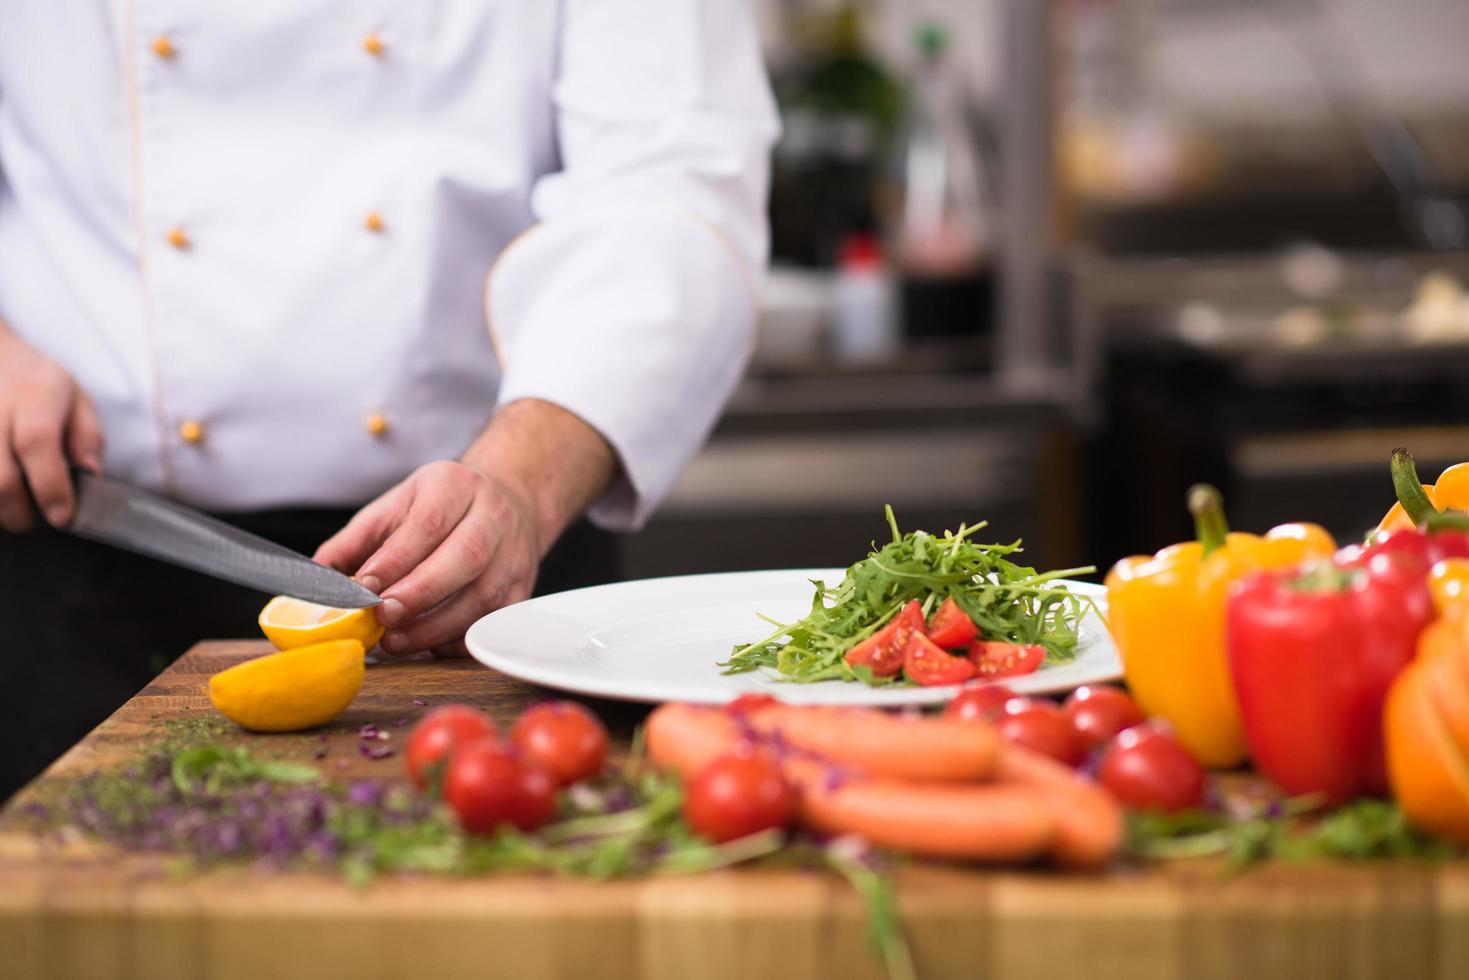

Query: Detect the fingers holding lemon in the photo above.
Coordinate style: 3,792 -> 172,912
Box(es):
258,595 -> 385,652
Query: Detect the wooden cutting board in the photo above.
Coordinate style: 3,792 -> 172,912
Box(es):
1,641 -> 1467,980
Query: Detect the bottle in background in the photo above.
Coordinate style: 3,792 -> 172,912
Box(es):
767,3 -> 903,268
831,232 -> 897,364
885,22 -> 995,343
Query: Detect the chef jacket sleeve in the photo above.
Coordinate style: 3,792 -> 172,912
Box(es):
485,0 -> 778,532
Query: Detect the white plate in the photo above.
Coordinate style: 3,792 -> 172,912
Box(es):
465,569 -> 1119,706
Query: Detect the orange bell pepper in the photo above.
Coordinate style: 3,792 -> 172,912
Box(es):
1430,559 -> 1469,618
1379,448 -> 1469,533
1105,486 -> 1335,768
1385,595 -> 1469,844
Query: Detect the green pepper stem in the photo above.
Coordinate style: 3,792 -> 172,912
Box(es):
1188,484 -> 1230,556
1391,448 -> 1439,526
1425,510 -> 1469,533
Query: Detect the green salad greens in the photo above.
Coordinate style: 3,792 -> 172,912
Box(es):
1126,797 -> 1459,867
721,507 -> 1097,685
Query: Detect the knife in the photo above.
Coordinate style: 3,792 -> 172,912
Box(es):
65,470 -> 381,609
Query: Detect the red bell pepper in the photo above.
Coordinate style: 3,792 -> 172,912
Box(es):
1361,527 -> 1469,569
1226,551 -> 1433,803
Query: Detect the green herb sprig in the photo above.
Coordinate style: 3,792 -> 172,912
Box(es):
1126,797 -> 1459,867
721,506 -> 1096,685
171,745 -> 320,795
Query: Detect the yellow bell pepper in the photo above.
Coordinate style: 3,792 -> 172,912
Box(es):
1380,448 -> 1469,533
1104,485 -> 1336,768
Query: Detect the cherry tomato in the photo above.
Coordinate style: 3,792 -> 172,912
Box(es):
405,705 -> 499,790
996,698 -> 1086,766
903,632 -> 978,686
1062,685 -> 1145,752
845,600 -> 924,677
724,694 -> 781,717
509,701 -> 609,787
943,684 -> 1016,723
684,751 -> 795,843
968,641 -> 1046,679
443,738 -> 558,834
1097,724 -> 1207,813
925,596 -> 979,649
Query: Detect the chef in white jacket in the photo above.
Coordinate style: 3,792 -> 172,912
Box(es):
0,1 -> 776,793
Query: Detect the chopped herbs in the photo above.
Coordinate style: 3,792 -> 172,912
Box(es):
171,745 -> 320,795
25,734 -> 914,978
1125,797 -> 1460,866
25,739 -> 813,880
722,506 -> 1096,685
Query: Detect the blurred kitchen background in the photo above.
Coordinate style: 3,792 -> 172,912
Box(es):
622,0 -> 1469,579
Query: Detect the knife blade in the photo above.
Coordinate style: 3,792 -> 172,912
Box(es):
66,471 -> 381,609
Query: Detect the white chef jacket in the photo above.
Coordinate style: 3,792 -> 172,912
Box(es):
0,1 -> 777,530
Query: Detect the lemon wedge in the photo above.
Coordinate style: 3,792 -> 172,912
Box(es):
209,639 -> 366,732
259,595 -> 385,652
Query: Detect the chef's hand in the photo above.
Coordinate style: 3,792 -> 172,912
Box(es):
314,399 -> 615,657
0,324 -> 104,531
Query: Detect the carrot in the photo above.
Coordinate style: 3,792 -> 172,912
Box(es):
740,703 -> 1000,783
645,703 -> 743,777
993,744 -> 1125,870
643,702 -> 1122,868
783,758 -> 1058,861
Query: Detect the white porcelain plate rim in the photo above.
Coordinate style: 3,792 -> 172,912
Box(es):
465,568 -> 1118,706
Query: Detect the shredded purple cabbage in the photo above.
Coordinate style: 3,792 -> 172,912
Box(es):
43,751 -> 439,869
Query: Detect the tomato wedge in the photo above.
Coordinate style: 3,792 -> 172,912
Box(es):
904,632 -> 978,687
845,600 -> 924,677
969,641 -> 1045,679
926,596 -> 979,650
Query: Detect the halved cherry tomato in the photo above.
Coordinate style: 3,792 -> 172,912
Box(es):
997,698 -> 1086,766
969,641 -> 1046,679
943,684 -> 1015,723
903,632 -> 978,687
926,596 -> 979,649
845,600 -> 924,677
1063,685 -> 1144,752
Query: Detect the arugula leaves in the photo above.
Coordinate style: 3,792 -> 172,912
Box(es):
722,506 -> 1096,685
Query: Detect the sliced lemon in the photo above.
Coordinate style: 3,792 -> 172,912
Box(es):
209,639 -> 366,732
259,594 -> 385,652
